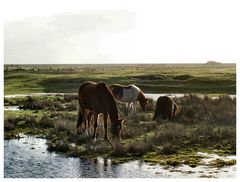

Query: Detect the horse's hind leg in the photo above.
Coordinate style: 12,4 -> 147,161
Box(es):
92,112 -> 99,141
103,113 -> 109,142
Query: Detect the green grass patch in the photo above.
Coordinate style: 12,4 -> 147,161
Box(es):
4,64 -> 236,94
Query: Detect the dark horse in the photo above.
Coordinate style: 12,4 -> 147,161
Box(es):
77,81 -> 124,141
153,96 -> 178,121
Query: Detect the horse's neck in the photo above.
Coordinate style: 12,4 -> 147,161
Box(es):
105,86 -> 119,121
137,91 -> 146,103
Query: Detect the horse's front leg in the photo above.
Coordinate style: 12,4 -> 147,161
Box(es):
103,113 -> 110,142
86,111 -> 93,134
126,102 -> 131,115
132,101 -> 137,113
92,112 -> 99,141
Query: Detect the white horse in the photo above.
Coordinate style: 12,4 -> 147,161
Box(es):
109,84 -> 148,113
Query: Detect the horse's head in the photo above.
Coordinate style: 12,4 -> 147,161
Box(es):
111,118 -> 124,140
140,98 -> 149,111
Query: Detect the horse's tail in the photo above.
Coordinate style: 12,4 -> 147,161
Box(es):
76,98 -> 84,129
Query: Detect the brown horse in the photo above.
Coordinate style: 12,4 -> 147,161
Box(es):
109,84 -> 149,112
153,96 -> 178,121
77,81 -> 124,141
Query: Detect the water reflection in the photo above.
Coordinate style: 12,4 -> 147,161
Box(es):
4,135 -> 236,178
92,158 -> 113,177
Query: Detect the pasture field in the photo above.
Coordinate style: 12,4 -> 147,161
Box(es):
4,63 -> 236,95
4,63 -> 236,177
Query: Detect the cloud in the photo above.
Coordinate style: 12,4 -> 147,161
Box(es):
4,10 -> 136,64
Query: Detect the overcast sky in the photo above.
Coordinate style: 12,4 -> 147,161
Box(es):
3,0 -> 240,64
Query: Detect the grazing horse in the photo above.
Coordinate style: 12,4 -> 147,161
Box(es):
77,81 -> 124,141
153,96 -> 178,121
109,84 -> 149,112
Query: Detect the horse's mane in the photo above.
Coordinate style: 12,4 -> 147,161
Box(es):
98,82 -> 116,100
130,84 -> 141,92
137,90 -> 146,101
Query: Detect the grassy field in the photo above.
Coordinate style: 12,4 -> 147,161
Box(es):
4,63 -> 236,168
4,94 -> 236,167
4,63 -> 236,95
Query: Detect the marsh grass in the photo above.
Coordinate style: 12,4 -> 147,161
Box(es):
4,94 -> 236,164
64,100 -> 78,111
64,94 -> 78,102
111,95 -> 236,158
53,120 -> 76,136
4,97 -> 25,106
209,158 -> 236,168
20,96 -> 64,111
145,98 -> 155,111
8,95 -> 78,111
4,115 -> 37,131
174,95 -> 236,126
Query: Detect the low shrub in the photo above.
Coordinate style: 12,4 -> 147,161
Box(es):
64,94 -> 78,102
38,114 -> 55,128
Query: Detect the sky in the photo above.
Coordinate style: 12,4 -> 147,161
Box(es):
2,0 -> 240,64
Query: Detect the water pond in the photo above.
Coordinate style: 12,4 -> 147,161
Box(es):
4,134 -> 236,178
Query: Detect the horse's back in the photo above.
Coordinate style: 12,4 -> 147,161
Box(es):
78,81 -> 114,112
110,84 -> 132,89
78,81 -> 97,100
110,84 -> 141,102
156,96 -> 174,108
154,96 -> 176,120
129,84 -> 141,92
78,81 -> 97,94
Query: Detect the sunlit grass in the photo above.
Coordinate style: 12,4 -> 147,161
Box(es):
4,64 -> 236,94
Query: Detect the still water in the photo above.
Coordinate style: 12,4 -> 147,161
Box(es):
4,135 -> 236,178
4,93 -> 236,100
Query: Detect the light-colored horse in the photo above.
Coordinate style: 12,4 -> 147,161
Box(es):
109,84 -> 149,113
